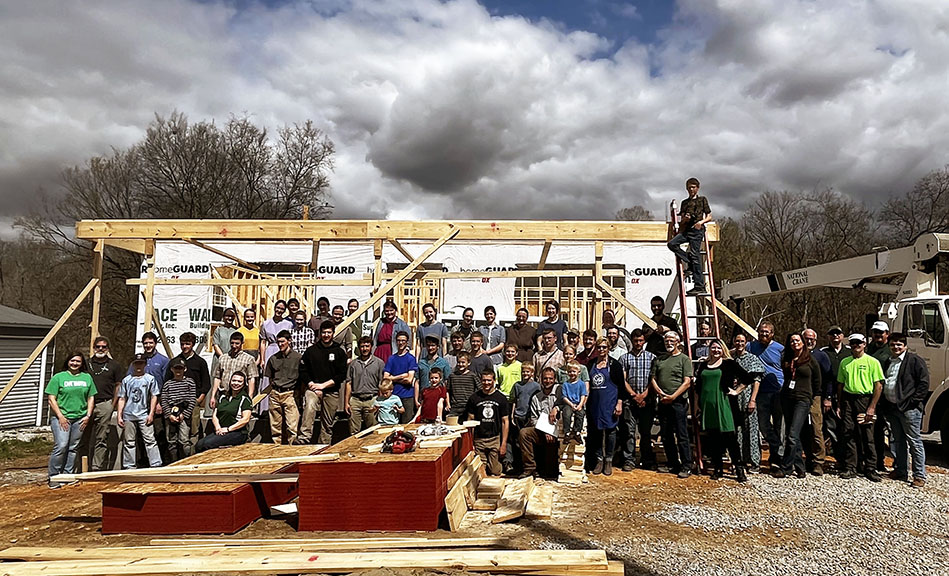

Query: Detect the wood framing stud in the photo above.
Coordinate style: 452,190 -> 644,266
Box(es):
388,239 -> 415,262
184,239 -> 260,271
88,239 -> 104,353
538,239 -> 553,270
143,240 -> 156,332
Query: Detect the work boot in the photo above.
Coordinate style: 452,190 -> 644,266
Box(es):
622,462 -> 634,472
736,467 -> 748,483
592,460 -> 604,475
603,461 -> 613,476
811,464 -> 824,477
866,470 -> 882,483
911,478 -> 926,488
772,468 -> 786,479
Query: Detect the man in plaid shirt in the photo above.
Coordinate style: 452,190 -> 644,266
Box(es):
618,328 -> 657,471
290,310 -> 315,355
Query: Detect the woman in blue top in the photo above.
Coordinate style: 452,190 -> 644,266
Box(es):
45,351 -> 96,488
585,338 -> 625,476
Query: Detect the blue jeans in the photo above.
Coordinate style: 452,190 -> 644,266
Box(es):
657,400 -> 692,471
888,407 -> 926,480
781,397 -> 810,474
756,390 -> 784,465
195,429 -> 247,452
667,226 -> 705,290
49,417 -> 85,484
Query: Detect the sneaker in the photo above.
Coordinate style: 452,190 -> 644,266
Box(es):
811,465 -> 824,477
622,462 -> 635,472
686,287 -> 705,296
911,478 -> 926,488
603,462 -> 613,476
677,469 -> 691,479
866,471 -> 882,483
592,460 -> 604,475
840,470 -> 857,480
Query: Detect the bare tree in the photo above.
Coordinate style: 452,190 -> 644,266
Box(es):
615,205 -> 654,221
882,166 -> 949,244
12,111 -> 336,364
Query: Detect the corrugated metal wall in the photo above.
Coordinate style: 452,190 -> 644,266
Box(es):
0,337 -> 53,429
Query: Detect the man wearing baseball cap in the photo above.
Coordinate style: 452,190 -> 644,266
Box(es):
836,333 -> 884,481
867,320 -> 892,473
821,326 -> 851,469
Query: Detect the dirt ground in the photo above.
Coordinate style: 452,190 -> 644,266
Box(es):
1,444 -> 948,576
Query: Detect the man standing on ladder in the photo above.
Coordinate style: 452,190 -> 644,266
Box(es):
667,177 -> 712,296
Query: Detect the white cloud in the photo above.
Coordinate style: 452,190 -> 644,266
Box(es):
1,0 -> 948,224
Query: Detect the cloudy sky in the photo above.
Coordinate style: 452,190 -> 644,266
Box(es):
1,0 -> 948,232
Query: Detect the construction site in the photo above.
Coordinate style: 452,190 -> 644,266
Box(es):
0,217 -> 948,576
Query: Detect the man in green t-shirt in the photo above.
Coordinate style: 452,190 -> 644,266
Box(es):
650,332 -> 694,478
836,333 -> 884,482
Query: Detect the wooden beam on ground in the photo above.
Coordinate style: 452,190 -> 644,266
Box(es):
595,277 -> 657,330
335,226 -> 460,334
538,239 -> 552,270
0,549 -> 609,576
492,476 -> 536,523
50,453 -> 339,483
0,278 -> 98,406
45,473 -> 301,484
184,238 -> 260,271
143,240 -> 155,332
77,218 -> 707,242
388,239 -> 415,262
127,277 -> 374,287
712,298 -> 758,338
2,548 -> 609,576
148,536 -> 504,549
517,560 -> 625,576
524,483 -> 554,519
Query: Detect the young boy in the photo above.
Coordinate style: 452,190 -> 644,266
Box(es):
561,362 -> 588,444
417,367 -> 449,423
447,352 -> 479,418
496,344 -> 523,398
117,354 -> 162,469
510,364 -> 540,429
161,358 -> 196,462
667,177 -> 711,296
372,380 -> 405,425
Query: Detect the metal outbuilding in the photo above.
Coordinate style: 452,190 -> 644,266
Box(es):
0,304 -> 55,429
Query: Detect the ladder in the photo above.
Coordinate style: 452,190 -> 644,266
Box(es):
668,200 -> 724,474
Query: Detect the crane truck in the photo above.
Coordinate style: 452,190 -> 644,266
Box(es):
718,232 -> 949,454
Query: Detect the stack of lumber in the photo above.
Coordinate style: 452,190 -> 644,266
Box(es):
444,458 -> 554,527
0,538 -> 623,576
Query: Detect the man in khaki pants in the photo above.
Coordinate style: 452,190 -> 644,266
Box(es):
265,330 -> 301,444
345,336 -> 384,434
803,328 -> 830,476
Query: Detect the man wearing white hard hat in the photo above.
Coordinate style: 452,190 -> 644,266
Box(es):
836,333 -> 884,482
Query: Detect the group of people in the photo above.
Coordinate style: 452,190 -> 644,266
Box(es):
45,291 -> 930,490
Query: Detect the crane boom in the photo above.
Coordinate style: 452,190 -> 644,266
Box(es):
719,232 -> 949,302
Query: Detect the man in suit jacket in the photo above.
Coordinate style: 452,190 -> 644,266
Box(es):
880,332 -> 929,487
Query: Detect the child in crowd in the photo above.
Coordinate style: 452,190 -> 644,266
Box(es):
117,354 -> 162,469
496,344 -> 522,398
372,380 -> 404,425
510,363 -> 540,429
447,352 -> 479,418
161,358 -> 196,462
561,361 -> 588,444
417,367 -> 449,423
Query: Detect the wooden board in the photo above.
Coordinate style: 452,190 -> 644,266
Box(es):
472,498 -> 498,511
0,549 -> 609,576
0,538 -> 507,560
524,483 -> 554,519
492,477 -> 535,524
516,560 -> 625,576
444,477 -> 467,531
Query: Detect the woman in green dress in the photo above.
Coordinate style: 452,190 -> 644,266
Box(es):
695,339 -> 754,482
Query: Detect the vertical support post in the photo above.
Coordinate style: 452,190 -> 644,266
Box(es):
593,242 -> 604,334
88,239 -> 104,353
309,240 -> 320,311
373,239 -> 384,321
35,344 -> 48,426
143,240 -> 156,333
